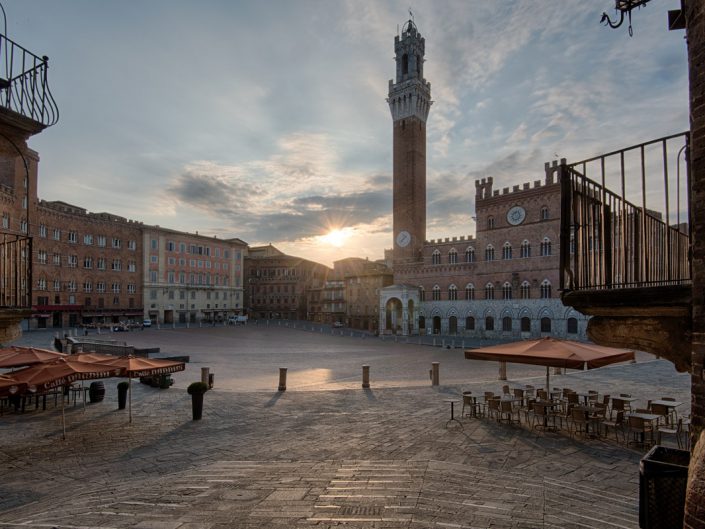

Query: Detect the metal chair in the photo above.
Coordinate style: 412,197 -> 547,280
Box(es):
603,411 -> 625,443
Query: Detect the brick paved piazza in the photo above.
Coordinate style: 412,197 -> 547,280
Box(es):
0,325 -> 691,528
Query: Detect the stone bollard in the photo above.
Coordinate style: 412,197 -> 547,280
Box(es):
431,362 -> 440,386
278,367 -> 287,391
362,365 -> 370,389
201,367 -> 210,386
186,321 -> 190,329
442,339 -> 446,348
433,338 -> 436,347
172,322 -> 176,329
499,361 -> 507,381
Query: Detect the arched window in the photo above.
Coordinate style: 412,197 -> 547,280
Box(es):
448,284 -> 458,301
485,316 -> 495,331
432,284 -> 441,301
541,317 -> 552,333
465,247 -> 475,263
466,316 -> 475,330
402,53 -> 409,75
416,54 -> 421,75
502,316 -> 512,332
448,248 -> 458,264
485,283 -> 495,300
418,315 -> 426,329
432,249 -> 441,265
487,216 -> 495,230
521,316 -> 531,332
419,286 -> 425,301
502,242 -> 512,260
540,237 -> 552,256
465,283 -> 475,300
540,280 -> 552,299
485,244 -> 495,261
520,281 -> 531,299
541,206 -> 550,221
502,282 -> 512,300
567,317 -> 578,334
520,240 -> 531,258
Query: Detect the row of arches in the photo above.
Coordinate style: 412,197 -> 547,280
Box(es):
431,238 -> 552,265
419,315 -> 579,336
422,280 -> 552,301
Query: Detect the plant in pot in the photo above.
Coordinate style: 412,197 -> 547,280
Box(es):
187,381 -> 208,420
117,381 -> 129,410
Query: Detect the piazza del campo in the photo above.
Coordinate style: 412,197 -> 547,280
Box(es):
1,2 -> 705,529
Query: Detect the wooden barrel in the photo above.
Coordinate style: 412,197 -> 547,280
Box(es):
88,381 -> 105,403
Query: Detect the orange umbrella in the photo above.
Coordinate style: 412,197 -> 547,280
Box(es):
10,357 -> 121,439
0,346 -> 66,368
87,355 -> 186,423
0,374 -> 24,397
464,337 -> 635,390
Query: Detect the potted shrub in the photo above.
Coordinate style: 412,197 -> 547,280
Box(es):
187,381 -> 208,420
117,381 -> 129,410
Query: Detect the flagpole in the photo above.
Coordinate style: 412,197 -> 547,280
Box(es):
546,366 -> 550,393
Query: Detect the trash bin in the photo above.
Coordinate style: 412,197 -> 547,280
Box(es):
639,445 -> 690,529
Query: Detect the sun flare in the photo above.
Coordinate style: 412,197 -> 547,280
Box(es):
321,228 -> 351,248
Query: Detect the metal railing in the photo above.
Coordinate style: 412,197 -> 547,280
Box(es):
0,233 -> 31,309
0,32 -> 58,127
559,132 -> 690,292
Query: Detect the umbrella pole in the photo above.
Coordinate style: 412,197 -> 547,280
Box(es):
61,387 -> 66,440
128,376 -> 132,424
546,366 -> 550,393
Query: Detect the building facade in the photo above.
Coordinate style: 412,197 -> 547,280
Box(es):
336,258 -> 393,331
380,20 -> 587,339
31,200 -> 144,328
142,226 -> 246,325
245,245 -> 331,321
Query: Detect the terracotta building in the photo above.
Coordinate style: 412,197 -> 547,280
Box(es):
31,200 -> 144,328
142,226 -> 247,325
380,20 -> 587,338
245,244 -> 330,321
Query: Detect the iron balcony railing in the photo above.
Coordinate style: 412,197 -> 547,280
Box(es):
559,132 -> 690,292
0,233 -> 31,309
0,32 -> 58,127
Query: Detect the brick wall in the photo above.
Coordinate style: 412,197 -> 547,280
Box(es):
686,0 -> 705,527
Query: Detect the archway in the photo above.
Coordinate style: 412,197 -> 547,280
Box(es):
385,297 -> 403,334
449,316 -> 457,335
432,316 -> 441,334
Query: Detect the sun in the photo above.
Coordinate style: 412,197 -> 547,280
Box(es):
321,228 -> 351,248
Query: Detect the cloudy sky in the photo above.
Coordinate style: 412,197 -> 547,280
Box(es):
9,0 -> 689,266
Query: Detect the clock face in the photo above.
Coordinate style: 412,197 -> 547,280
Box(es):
396,230 -> 411,248
506,206 -> 526,226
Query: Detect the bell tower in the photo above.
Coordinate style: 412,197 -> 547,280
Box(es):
388,19 -> 431,264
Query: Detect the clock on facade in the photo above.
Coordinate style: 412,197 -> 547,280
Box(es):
396,230 -> 411,247
506,206 -> 526,226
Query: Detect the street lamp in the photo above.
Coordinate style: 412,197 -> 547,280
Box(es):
600,0 -> 652,36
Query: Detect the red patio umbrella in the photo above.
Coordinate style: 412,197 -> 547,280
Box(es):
9,357 -> 121,439
0,374 -> 25,397
464,337 -> 636,391
0,346 -> 66,369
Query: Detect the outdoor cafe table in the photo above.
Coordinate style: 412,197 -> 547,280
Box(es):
626,412 -> 661,445
536,400 -> 562,430
576,392 -> 598,405
649,399 -> 684,409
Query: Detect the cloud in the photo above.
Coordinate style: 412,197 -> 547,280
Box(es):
166,131 -> 392,244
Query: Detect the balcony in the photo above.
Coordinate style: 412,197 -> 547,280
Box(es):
559,132 -> 691,370
0,32 -> 58,131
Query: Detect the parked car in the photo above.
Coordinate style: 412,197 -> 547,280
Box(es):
228,315 -> 248,325
143,319 -> 152,328
333,321 -> 344,328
